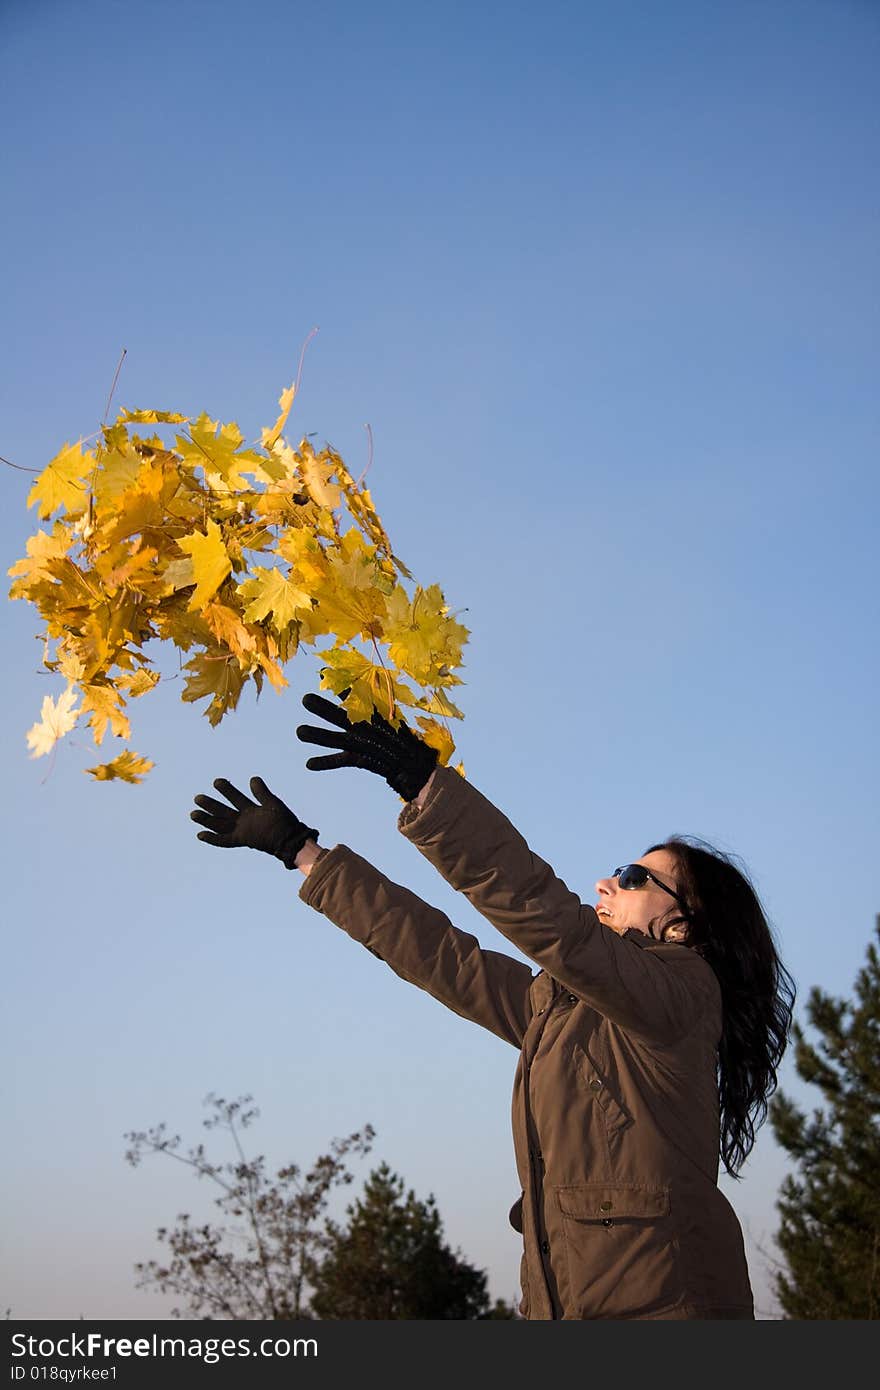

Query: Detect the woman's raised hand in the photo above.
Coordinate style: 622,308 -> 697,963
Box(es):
296,688 -> 438,802
191,776 -> 320,871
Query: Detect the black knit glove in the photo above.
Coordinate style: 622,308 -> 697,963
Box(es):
296,689 -> 439,802
190,776 -> 320,871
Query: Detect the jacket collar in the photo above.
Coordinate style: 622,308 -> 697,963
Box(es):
622,928 -> 677,951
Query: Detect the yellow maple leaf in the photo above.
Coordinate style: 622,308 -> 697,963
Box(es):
236,566 -> 312,630
203,600 -> 258,660
81,684 -> 132,745
117,408 -> 190,424
92,442 -> 146,510
57,648 -> 86,683
69,608 -> 112,684
413,716 -> 456,766
251,481 -> 306,526
176,414 -> 270,491
7,525 -> 71,593
102,473 -> 173,549
116,668 -> 160,698
262,382 -> 297,451
176,519 -> 232,610
384,583 -> 469,684
94,539 -> 159,595
296,441 -> 343,510
46,552 -> 102,595
250,648 -> 288,691
161,555 -> 197,594
312,585 -> 387,644
27,442 -> 94,520
26,687 -> 80,757
414,688 -> 465,719
181,648 -> 246,725
309,530 -> 389,641
276,528 -> 332,586
85,750 -> 154,782
319,653 -> 416,724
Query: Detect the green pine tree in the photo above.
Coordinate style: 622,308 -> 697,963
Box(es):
309,1161 -> 491,1319
769,915 -> 880,1319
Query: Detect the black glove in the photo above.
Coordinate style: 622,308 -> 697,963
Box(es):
190,776 -> 320,871
296,689 -> 439,802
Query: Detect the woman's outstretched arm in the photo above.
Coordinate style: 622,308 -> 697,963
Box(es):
396,765 -> 720,1046
296,839 -> 534,1049
190,774 -> 533,1048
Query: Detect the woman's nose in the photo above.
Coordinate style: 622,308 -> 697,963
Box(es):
595,877 -> 614,896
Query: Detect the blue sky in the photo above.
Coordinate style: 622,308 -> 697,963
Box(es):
3,0 -> 878,1320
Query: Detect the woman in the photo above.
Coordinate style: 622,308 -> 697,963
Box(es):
191,690 -> 795,1320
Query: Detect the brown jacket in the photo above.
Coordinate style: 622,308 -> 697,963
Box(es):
299,764 -> 755,1320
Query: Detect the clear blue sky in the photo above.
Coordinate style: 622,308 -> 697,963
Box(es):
3,0 -> 877,1321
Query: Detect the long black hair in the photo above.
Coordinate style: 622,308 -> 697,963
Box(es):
644,836 -> 796,1180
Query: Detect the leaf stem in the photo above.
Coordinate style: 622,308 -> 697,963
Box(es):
102,348 -> 128,427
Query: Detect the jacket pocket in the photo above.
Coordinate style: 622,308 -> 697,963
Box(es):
554,1183 -> 684,1319
575,1047 -> 633,1141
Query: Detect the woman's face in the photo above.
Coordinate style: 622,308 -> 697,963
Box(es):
594,849 -> 687,941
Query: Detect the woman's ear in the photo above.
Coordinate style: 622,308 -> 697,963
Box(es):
659,912 -> 690,944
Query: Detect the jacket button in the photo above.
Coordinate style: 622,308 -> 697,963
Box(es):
601,1218 -> 614,1227
540,1240 -> 550,1255
589,1079 -> 603,1092
567,994 -> 577,1003
599,1201 -> 613,1212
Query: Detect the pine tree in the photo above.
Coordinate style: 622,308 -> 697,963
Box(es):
769,916 -> 880,1318
309,1161 -> 490,1319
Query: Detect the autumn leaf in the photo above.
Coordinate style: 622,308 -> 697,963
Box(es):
93,539 -> 160,595
116,668 -> 160,698
202,601 -> 258,661
162,555 -> 197,593
384,582 -> 470,685
176,414 -> 270,491
261,382 -> 297,451
101,469 -> 176,548
27,442 -> 94,520
319,652 -> 415,725
92,442 -> 147,509
413,688 -> 465,719
117,408 -> 190,425
413,715 -> 456,766
26,687 -> 80,757
7,525 -> 71,593
85,750 -> 154,782
296,440 -> 343,510
81,683 -> 132,745
181,648 -> 247,725
250,648 -> 288,692
236,566 -> 312,631
57,648 -> 87,684
176,519 -> 232,610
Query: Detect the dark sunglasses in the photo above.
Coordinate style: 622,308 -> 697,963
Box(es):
613,864 -> 687,908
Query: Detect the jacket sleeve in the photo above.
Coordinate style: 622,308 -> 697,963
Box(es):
396,766 -> 720,1046
298,842 -> 533,1049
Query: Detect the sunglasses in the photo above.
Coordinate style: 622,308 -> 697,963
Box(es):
613,864 -> 688,908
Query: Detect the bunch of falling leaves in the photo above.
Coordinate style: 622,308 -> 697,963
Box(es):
7,371 -> 470,784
